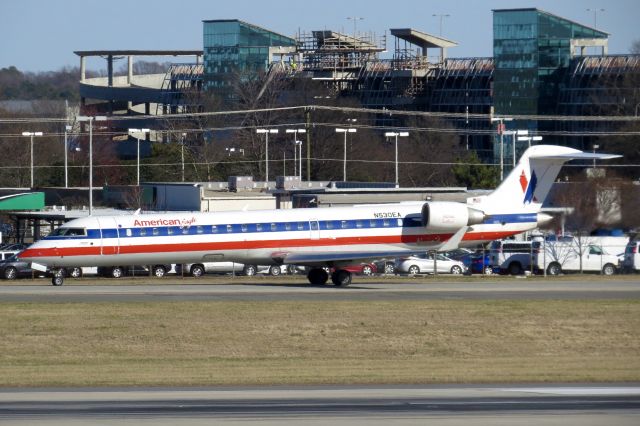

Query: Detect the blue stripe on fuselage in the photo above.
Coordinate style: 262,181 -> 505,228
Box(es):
483,213 -> 537,225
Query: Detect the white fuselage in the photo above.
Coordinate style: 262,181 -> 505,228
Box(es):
20,203 -> 537,268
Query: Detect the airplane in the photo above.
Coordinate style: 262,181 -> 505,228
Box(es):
19,145 -> 620,286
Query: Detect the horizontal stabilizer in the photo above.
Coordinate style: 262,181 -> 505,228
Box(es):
531,152 -> 622,161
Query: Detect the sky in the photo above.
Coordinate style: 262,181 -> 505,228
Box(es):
1,0 -> 639,72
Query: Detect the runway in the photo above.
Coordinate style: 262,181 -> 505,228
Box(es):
1,385 -> 639,425
1,278 -> 639,302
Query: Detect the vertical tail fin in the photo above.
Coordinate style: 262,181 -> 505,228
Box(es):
472,145 -> 620,214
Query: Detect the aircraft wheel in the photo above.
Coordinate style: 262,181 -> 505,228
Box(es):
331,269 -> 352,287
68,267 -> 82,278
307,268 -> 329,285
51,275 -> 64,286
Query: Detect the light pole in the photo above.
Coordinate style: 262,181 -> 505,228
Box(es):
491,117 -> 513,181
517,134 -> 543,149
21,131 -> 43,188
128,128 -> 150,186
586,8 -> 605,29
181,133 -> 187,182
286,129 -> 306,179
295,140 -> 303,181
77,115 -> 107,215
592,144 -> 600,168
432,14 -> 450,36
64,125 -> 71,187
385,131 -> 409,187
257,128 -> 279,182
335,128 -> 357,181
347,16 -> 364,39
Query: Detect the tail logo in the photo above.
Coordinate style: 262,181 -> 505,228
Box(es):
521,169 -> 538,204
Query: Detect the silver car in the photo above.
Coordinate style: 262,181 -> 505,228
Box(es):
177,262 -> 287,277
396,253 -> 466,275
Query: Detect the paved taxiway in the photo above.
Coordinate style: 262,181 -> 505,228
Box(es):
1,278 -> 639,302
1,385 -> 639,425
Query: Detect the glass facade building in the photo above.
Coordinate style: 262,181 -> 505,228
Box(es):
203,19 -> 296,100
492,8 -> 608,165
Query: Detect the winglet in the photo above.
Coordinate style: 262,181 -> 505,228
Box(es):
437,226 -> 468,252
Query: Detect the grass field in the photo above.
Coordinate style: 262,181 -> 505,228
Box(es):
1,299 -> 639,387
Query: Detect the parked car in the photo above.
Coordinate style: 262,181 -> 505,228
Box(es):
0,250 -> 20,262
332,262 -> 377,276
623,240 -> 640,272
96,264 -> 174,278
489,240 -> 537,275
462,252 -> 492,275
534,241 -> 619,275
0,253 -> 44,279
396,253 -> 466,275
374,260 -> 396,275
441,248 -> 475,261
176,262 -> 287,277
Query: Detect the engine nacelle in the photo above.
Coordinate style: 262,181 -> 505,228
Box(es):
421,202 -> 485,231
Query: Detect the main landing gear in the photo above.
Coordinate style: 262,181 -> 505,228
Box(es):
51,268 -> 64,286
306,268 -> 352,287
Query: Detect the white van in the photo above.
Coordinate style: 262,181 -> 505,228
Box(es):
534,240 -> 619,275
489,240 -> 536,275
622,240 -> 640,272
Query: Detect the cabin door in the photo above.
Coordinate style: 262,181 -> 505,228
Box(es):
97,217 -> 120,255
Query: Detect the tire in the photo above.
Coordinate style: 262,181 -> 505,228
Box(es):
51,275 -> 64,286
508,262 -> 522,275
450,265 -> 463,274
483,266 -> 493,275
332,270 -> 352,287
3,267 -> 17,280
110,266 -> 124,279
152,265 -> 166,278
307,268 -> 329,285
269,265 -> 282,276
361,265 -> 373,276
68,267 -> 82,278
547,262 -> 562,276
243,265 -> 257,276
602,263 -> 616,276
384,263 -> 395,275
190,264 -> 205,278
408,265 -> 420,275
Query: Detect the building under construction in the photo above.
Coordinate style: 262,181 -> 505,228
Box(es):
76,10 -> 640,164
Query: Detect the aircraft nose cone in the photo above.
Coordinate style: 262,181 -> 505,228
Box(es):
537,212 -> 554,226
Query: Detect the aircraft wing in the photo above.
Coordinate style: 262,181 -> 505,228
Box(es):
273,227 -> 469,265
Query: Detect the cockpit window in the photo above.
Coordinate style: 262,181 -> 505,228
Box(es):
50,227 -> 86,237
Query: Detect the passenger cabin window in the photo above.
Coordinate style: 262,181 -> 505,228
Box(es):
182,227 -> 189,234
126,229 -> 132,237
297,222 -> 304,231
271,223 -> 277,232
167,227 -> 175,235
383,219 -> 390,227
285,223 -> 292,231
369,219 -> 376,228
241,224 -> 248,232
152,228 -> 159,236
326,221 -> 333,229
226,224 -> 233,233
256,224 -> 263,232
211,225 -> 218,233
356,220 -> 363,228
140,228 -> 147,236
196,226 -> 203,234
341,220 -> 348,229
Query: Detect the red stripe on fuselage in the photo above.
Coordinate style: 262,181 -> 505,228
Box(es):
21,230 -> 521,260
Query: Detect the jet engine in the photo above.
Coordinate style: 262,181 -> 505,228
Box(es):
421,202 -> 485,231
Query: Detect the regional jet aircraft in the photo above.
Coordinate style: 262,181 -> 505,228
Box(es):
19,145 -> 620,286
